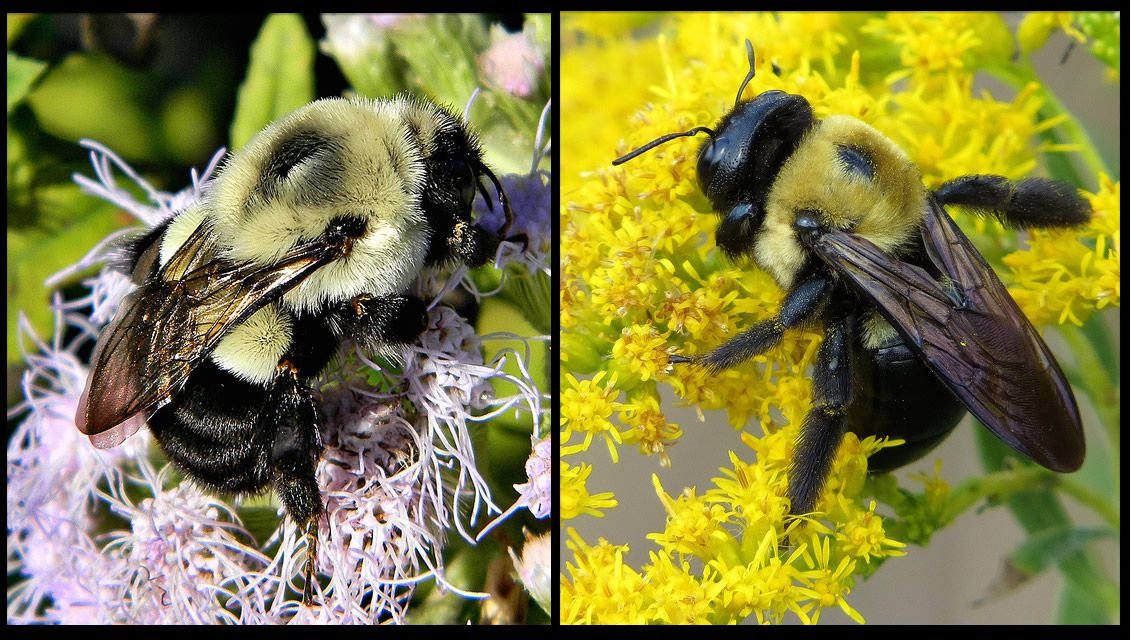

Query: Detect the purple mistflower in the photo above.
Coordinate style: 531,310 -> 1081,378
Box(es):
515,436 -> 552,520
476,434 -> 551,546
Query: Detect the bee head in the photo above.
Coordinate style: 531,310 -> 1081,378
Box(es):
698,91 -> 813,258
415,102 -> 514,249
612,40 -> 814,259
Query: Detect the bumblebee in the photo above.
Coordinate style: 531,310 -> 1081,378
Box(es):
75,95 -> 515,603
613,41 -> 1088,516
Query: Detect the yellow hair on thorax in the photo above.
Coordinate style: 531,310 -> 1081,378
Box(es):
754,115 -> 927,289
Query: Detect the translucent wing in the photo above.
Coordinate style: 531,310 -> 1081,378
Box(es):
76,220 -> 336,447
805,197 -> 1084,471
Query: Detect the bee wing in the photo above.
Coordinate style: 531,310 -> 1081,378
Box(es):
76,220 -> 336,447
806,197 -> 1084,471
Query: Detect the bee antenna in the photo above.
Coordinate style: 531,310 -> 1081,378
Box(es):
476,161 -> 514,238
735,39 -> 757,106
611,127 -> 716,165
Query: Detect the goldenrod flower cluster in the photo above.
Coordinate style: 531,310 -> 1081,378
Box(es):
561,11 -> 1118,624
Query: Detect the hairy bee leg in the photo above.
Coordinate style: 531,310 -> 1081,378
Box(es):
324,294 -> 430,348
265,362 -> 325,604
449,219 -> 501,268
693,271 -> 831,373
934,175 -> 1090,228
788,300 -> 854,516
301,517 -> 319,606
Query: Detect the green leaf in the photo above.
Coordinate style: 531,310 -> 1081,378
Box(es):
24,53 -> 160,161
1056,573 -> 1111,624
974,429 -> 1119,621
320,14 -> 407,98
473,91 -> 546,176
6,52 -> 47,113
1009,526 -> 1111,576
7,13 -> 38,46
8,182 -> 129,365
406,547 -> 484,623
229,14 -> 315,150
159,86 -> 221,165
525,12 -> 550,53
389,14 -> 486,108
237,502 -> 285,548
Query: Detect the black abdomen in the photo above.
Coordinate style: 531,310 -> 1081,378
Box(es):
147,360 -> 275,494
847,327 -> 967,472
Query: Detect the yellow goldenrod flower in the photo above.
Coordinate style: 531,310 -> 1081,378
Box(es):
797,534 -> 865,624
836,500 -> 908,562
560,461 -> 618,520
561,527 -> 644,623
864,13 -> 983,79
1017,11 -> 1088,54
561,371 -> 626,462
609,323 -> 671,383
618,395 -> 683,466
648,474 -> 732,558
1003,174 -> 1121,326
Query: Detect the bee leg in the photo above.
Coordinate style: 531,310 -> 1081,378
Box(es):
325,294 -> 430,348
448,219 -> 500,268
788,298 -> 854,516
691,270 -> 831,373
934,175 -> 1090,228
265,361 -> 325,605
300,517 -> 319,606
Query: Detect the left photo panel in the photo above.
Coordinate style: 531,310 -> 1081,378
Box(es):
7,13 -> 552,624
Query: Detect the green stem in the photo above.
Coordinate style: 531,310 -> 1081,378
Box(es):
941,465 -> 1117,531
1058,321 -> 1121,457
1054,476 -> 1121,530
940,466 -> 1047,524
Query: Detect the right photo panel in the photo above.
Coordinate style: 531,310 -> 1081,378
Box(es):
559,11 -> 1121,625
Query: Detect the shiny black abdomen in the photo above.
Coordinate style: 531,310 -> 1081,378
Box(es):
147,360 -> 275,493
847,324 -> 968,472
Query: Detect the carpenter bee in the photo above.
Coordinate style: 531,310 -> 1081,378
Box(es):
75,95 -> 515,604
613,41 -> 1088,517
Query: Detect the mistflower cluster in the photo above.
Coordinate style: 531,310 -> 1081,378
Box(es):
561,11 -> 1118,625
9,111 -> 549,622
9,307 -> 276,624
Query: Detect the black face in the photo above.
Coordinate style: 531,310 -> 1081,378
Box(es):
698,91 -> 814,258
417,118 -> 512,269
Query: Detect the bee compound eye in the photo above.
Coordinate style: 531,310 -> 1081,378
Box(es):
454,158 -> 477,210
696,135 -> 730,195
